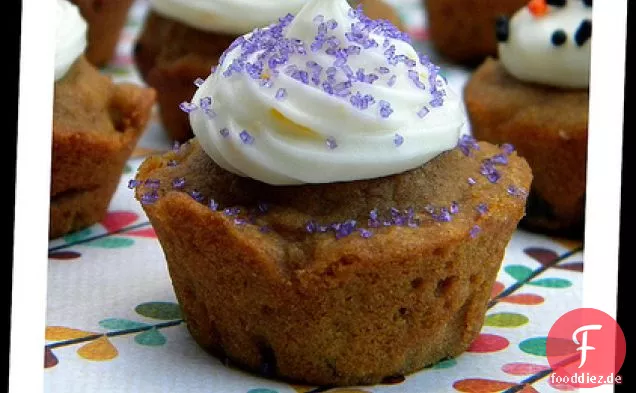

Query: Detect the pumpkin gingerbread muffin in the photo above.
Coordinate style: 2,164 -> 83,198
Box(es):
133,0 -> 404,142
51,0 -> 156,239
465,0 -> 591,236
134,0 -> 531,385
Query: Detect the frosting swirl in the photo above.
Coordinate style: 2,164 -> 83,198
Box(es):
497,0 -> 592,89
150,0 -> 308,35
55,0 -> 87,81
189,0 -> 464,185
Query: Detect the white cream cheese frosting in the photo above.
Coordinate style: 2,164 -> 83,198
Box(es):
188,0 -> 465,185
55,0 -> 88,81
149,0 -> 308,35
498,0 -> 592,89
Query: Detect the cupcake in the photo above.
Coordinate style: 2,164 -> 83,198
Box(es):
50,0 -> 156,239
68,0 -> 136,67
133,0 -> 404,142
134,0 -> 531,386
464,0 -> 591,236
424,0 -> 527,65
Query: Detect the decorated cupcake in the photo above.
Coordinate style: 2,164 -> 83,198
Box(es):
50,0 -> 156,239
133,0 -> 531,385
133,0 -> 404,142
464,0 -> 591,236
68,0 -> 136,67
424,0 -> 528,65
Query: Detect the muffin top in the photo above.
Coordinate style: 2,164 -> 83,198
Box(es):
55,0 -> 87,81
149,0 -> 308,35
184,0 -> 466,185
497,0 -> 592,89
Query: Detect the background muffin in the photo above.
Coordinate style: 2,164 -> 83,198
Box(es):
424,0 -> 527,65
69,0 -> 136,67
51,0 -> 156,239
465,0 -> 592,236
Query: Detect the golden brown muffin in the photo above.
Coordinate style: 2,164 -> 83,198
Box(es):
133,137 -> 531,386
464,58 -> 587,236
424,0 -> 527,65
133,0 -> 405,142
50,56 -> 156,239
69,0 -> 135,67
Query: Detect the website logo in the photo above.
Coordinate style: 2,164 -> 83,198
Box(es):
547,308 -> 626,388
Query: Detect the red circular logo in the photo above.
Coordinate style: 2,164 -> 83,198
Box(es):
547,308 -> 626,388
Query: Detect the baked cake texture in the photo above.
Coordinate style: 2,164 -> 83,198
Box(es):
133,137 -> 531,385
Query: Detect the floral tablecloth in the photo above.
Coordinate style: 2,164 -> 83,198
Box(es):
44,1 -> 585,392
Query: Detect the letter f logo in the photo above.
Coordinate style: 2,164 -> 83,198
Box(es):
572,324 -> 602,368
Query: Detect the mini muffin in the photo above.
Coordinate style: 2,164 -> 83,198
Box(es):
134,0 -> 531,385
424,0 -> 527,65
69,0 -> 135,67
465,0 -> 592,236
51,0 -> 156,239
133,0 -> 403,142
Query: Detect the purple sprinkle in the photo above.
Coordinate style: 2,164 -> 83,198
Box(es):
429,96 -> 444,108
179,101 -> 197,113
127,179 -> 140,189
424,204 -> 435,214
467,177 -> 476,185
457,135 -> 480,156
470,225 -> 481,238
219,128 -> 230,138
275,88 -> 287,100
501,143 -> 515,155
507,185 -> 527,197
491,154 -> 508,165
417,106 -> 430,118
234,218 -> 248,226
172,177 -> 186,189
335,219 -> 357,239
476,203 -> 488,215
326,19 -> 338,29
450,201 -> 459,214
172,141 -> 181,151
394,133 -> 404,147
486,170 -> 501,184
141,191 -> 159,205
326,136 -> 338,150
377,66 -> 390,74
387,74 -> 397,87
190,191 -> 204,203
379,100 -> 394,118
224,207 -> 240,217
434,208 -> 452,223
359,228 -> 373,238
193,77 -> 205,87
209,199 -> 219,211
199,96 -> 212,109
305,220 -> 317,233
240,130 -> 255,145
